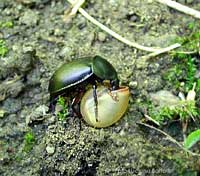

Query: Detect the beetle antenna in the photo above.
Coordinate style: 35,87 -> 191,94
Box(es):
92,84 -> 98,122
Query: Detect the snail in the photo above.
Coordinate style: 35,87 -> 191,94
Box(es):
80,86 -> 129,128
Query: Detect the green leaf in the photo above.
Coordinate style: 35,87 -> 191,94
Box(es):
184,129 -> 200,149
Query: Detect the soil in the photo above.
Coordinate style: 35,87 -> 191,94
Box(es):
0,0 -> 200,175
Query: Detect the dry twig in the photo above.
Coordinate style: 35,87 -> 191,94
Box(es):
66,0 -> 181,54
156,0 -> 200,19
141,43 -> 181,60
137,122 -> 200,156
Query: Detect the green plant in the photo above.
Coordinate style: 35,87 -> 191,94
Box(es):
188,22 -> 195,30
174,22 -> 200,52
163,64 -> 183,88
0,40 -> 8,57
164,54 -> 199,93
185,57 -> 197,91
184,129 -> 200,149
0,21 -> 13,29
167,22 -> 200,94
148,100 -> 198,125
197,79 -> 200,90
57,96 -> 69,121
23,131 -> 35,152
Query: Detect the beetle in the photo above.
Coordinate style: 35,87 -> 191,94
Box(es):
48,55 -> 119,120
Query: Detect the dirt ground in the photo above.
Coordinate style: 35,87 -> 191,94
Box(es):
0,0 -> 200,175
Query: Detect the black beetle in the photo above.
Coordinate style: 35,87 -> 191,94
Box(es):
49,55 -> 119,118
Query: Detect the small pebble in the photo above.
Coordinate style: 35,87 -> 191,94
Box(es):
46,145 -> 55,155
129,81 -> 138,88
19,10 -> 39,26
48,116 -> 56,124
98,32 -> 107,42
0,109 -> 5,118
150,90 -> 180,107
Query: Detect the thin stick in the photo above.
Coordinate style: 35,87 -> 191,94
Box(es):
66,0 -> 181,55
66,0 -> 161,52
137,122 -> 200,156
69,0 -> 85,16
141,43 -> 181,60
144,114 -> 160,126
157,0 -> 200,19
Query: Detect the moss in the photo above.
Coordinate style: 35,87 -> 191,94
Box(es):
0,39 -> 8,57
163,55 -> 199,93
165,22 -> 200,93
0,21 -> 13,29
23,131 -> 36,152
56,96 -> 69,121
148,100 -> 199,124
0,21 -> 13,57
174,22 -> 200,52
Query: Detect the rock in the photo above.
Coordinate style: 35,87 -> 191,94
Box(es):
46,145 -> 55,155
150,90 -> 180,107
0,76 -> 24,101
129,81 -> 138,88
136,57 -> 148,69
48,116 -> 56,124
19,10 -> 39,26
2,98 -> 22,114
98,32 -> 107,42
0,109 -> 5,118
3,43 -> 35,73
26,105 -> 48,125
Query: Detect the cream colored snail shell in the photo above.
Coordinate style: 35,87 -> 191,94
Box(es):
80,86 -> 129,128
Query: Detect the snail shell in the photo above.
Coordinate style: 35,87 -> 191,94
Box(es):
80,86 -> 129,128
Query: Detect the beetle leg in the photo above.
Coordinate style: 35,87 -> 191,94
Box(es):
110,79 -> 119,90
71,95 -> 82,117
69,98 -> 75,116
70,89 -> 86,117
93,84 -> 98,122
49,96 -> 58,113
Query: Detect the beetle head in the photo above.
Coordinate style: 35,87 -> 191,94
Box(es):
110,79 -> 119,90
92,56 -> 119,88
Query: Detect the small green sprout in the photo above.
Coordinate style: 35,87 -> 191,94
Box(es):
56,96 -> 69,121
0,40 -> 8,57
23,131 -> 35,152
197,79 -> 200,90
0,21 -> 13,29
188,22 -> 195,30
185,57 -> 197,91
